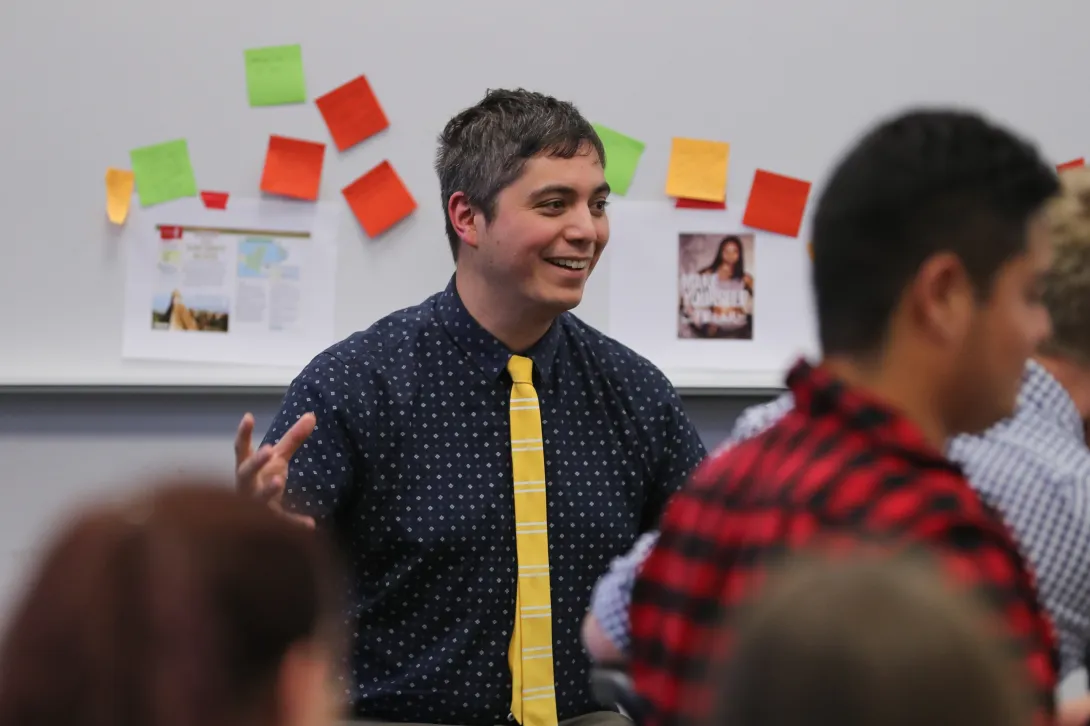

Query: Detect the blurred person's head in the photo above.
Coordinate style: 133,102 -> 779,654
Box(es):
1037,166 -> 1090,420
812,109 -> 1057,443
0,482 -> 344,726
714,552 -> 1032,726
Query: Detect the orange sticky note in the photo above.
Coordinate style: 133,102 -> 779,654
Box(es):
742,170 -> 812,237
105,168 -> 135,224
1058,158 -> 1085,172
260,135 -> 326,201
665,138 -> 730,202
342,160 -> 416,237
315,75 -> 389,152
675,197 -> 726,210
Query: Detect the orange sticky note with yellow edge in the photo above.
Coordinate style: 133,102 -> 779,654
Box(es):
105,168 -> 135,224
742,169 -> 812,237
315,75 -> 389,152
260,135 -> 326,201
342,160 -> 416,237
665,138 -> 730,202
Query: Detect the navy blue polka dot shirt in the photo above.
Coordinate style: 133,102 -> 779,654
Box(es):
262,276 -> 706,725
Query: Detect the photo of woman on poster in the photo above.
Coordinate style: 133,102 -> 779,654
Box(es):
678,233 -> 755,339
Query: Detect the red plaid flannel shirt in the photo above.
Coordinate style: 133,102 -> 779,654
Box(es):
628,360 -> 1058,726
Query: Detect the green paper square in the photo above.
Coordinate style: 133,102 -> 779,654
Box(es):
593,123 -> 646,196
129,139 -> 198,207
245,44 -> 306,106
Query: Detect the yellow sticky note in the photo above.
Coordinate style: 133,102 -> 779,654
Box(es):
665,138 -> 730,203
105,168 -> 135,224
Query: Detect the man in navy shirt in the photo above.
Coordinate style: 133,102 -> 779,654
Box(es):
233,88 -> 707,726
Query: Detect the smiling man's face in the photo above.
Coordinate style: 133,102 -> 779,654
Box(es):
470,143 -> 611,315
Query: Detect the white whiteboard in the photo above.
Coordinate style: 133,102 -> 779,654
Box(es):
2,0 -> 1085,391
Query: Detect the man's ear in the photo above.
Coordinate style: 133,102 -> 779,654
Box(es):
909,251 -> 975,345
448,192 -> 481,250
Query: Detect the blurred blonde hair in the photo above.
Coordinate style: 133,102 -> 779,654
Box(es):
712,551 -> 1033,726
1043,167 -> 1090,364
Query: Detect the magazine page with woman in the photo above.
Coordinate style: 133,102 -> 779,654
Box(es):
677,233 -> 755,339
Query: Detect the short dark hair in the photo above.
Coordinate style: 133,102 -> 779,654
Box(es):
435,88 -> 606,261
812,109 -> 1058,356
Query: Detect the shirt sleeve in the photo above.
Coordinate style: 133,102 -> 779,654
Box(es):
644,382 -> 707,532
712,392 -> 795,455
589,531 -> 661,658
1030,471 -> 1090,680
260,352 -> 368,523
594,405 -> 778,661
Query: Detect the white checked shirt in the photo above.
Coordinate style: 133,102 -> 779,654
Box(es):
588,359 -> 1090,678
949,359 -> 1090,677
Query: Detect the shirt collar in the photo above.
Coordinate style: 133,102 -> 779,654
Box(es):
785,358 -> 959,471
435,275 -> 561,385
1016,358 -> 1084,443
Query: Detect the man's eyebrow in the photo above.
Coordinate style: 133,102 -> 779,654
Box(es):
528,184 -> 577,198
528,182 -> 612,198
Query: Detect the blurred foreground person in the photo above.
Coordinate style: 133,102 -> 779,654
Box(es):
716,552 -> 1033,726
0,482 -> 344,726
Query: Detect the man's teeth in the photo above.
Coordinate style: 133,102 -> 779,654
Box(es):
550,259 -> 588,270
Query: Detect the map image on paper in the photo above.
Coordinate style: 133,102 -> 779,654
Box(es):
238,237 -> 296,279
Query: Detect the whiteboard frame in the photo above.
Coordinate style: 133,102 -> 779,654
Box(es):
0,367 -> 788,396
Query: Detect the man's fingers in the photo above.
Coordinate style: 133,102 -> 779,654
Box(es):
255,473 -> 286,503
282,512 -> 316,530
235,445 -> 274,493
273,412 -> 317,459
269,500 -> 316,529
234,413 -> 255,466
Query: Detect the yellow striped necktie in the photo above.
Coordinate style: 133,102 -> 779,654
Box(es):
506,355 -> 558,726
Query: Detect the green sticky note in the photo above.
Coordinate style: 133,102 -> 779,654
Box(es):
244,44 -> 306,106
129,139 -> 198,207
593,123 -> 646,196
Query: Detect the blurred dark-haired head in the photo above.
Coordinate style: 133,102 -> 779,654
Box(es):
0,481 -> 345,726
811,109 -> 1058,435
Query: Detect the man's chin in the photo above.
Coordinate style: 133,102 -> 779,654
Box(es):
534,290 -> 584,316
531,278 -> 587,310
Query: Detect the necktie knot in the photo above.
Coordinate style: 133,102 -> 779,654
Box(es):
508,355 -> 534,385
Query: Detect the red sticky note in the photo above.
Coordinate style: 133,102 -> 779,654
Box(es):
1058,158 -> 1085,172
260,135 -> 326,201
159,225 -> 183,240
742,170 -> 812,237
342,160 -> 416,237
675,197 -> 726,210
315,75 -> 389,152
200,190 -> 229,209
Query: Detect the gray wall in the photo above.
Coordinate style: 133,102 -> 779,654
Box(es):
0,392 -> 766,605
1,392 -> 1084,698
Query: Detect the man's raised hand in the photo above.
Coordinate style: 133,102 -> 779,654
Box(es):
234,412 -> 317,529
